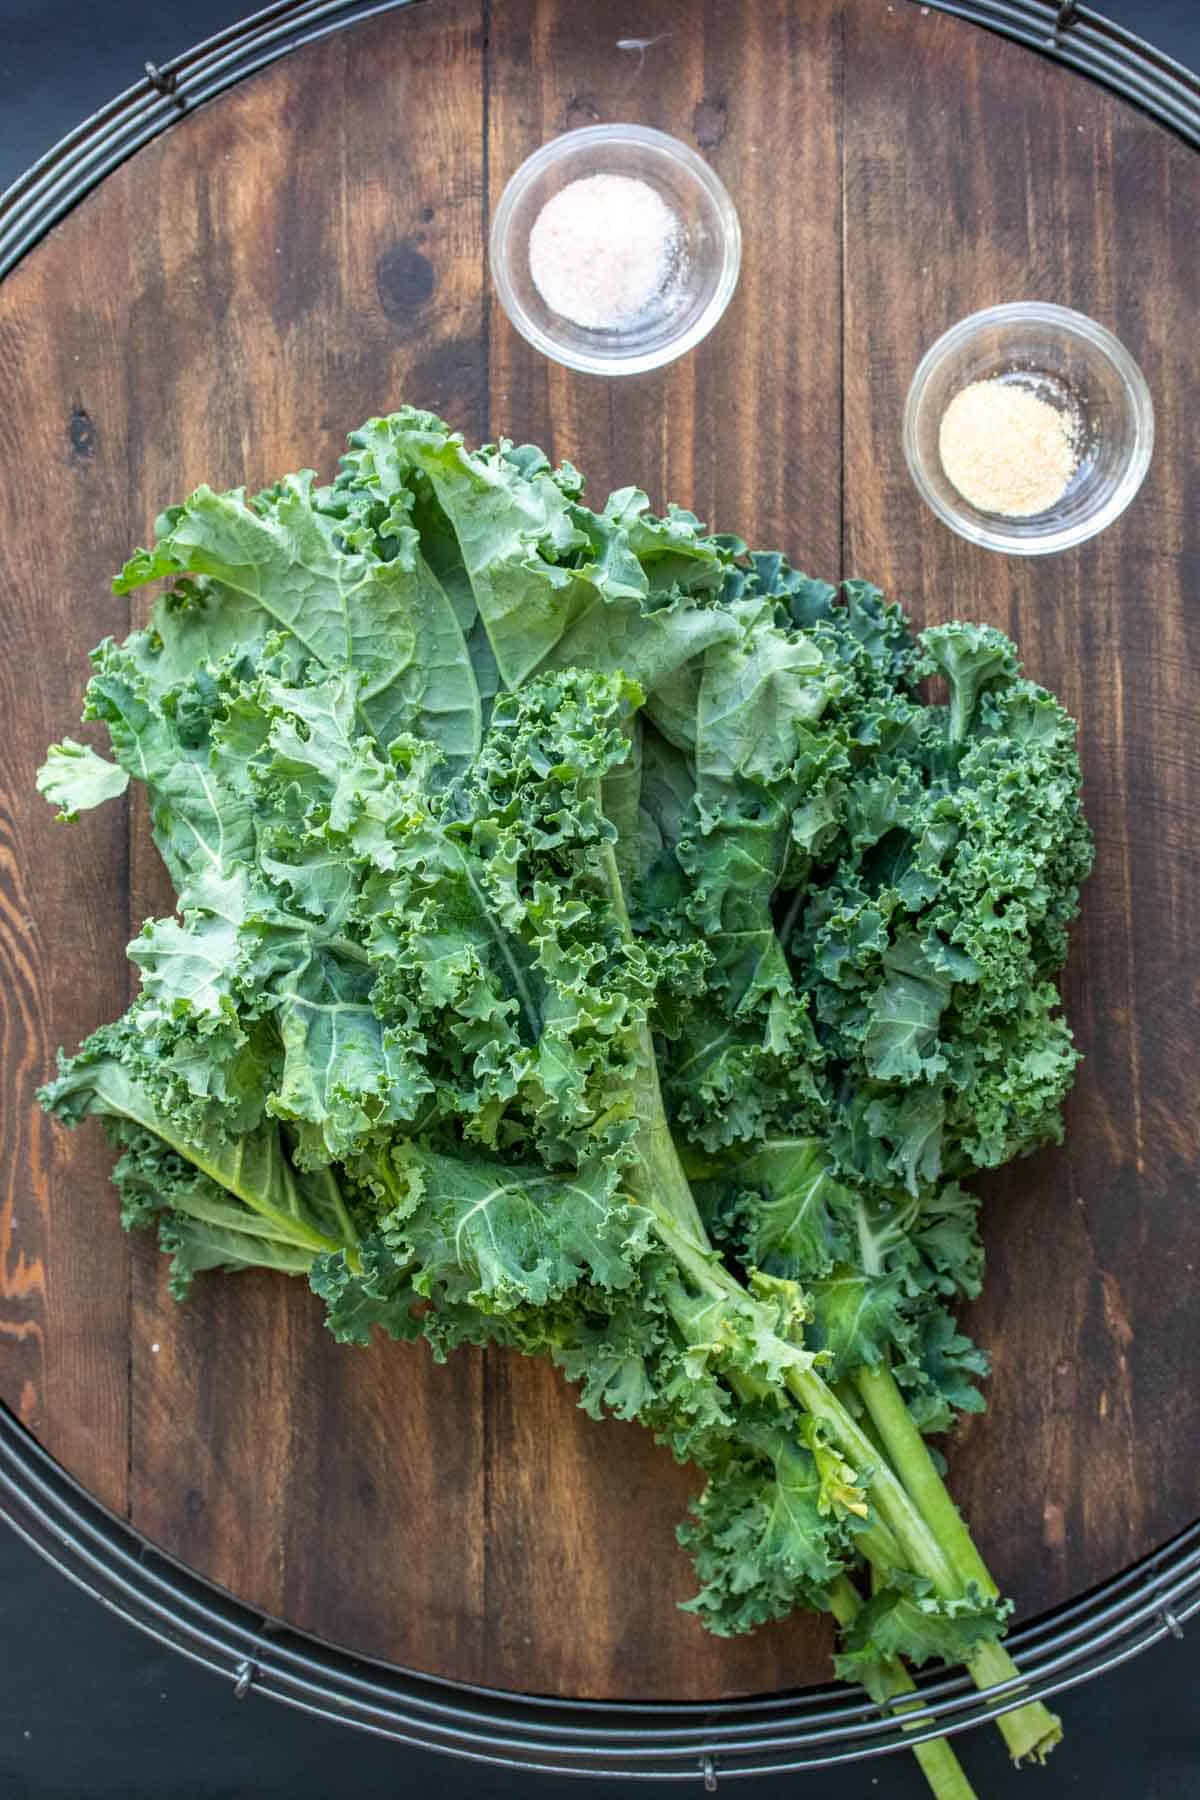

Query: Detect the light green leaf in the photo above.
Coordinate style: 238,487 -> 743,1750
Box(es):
36,739 -> 129,820
116,476 -> 481,769
922,621 -> 1019,745
739,1137 -> 855,1279
365,1143 -> 649,1310
271,952 -> 433,1158
697,613 -> 834,788
41,1047 -> 355,1254
863,934 -> 951,1082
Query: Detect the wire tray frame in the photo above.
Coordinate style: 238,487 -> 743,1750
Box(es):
1,0 -> 1198,1777
2,1405 -> 1198,1779
1,0 -> 1199,281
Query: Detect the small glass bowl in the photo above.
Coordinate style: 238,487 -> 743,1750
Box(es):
903,302 -> 1154,555
490,124 -> 741,377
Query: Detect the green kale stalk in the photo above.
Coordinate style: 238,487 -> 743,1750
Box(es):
38,411 -> 1092,1798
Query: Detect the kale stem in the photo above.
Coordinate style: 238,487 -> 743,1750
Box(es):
966,1639 -> 1063,1764
646,1203 -> 960,1594
714,1370 -> 973,1793
781,1359 -> 959,1593
452,839 -> 542,1037
328,934 -> 371,965
629,1054 -> 1054,1765
593,767 -> 1038,1766
908,1727 -> 983,1799
628,1040 -> 708,1245
593,817 -> 707,1246
775,883 -> 807,955
718,1370 -> 906,1573
852,1360 -> 1062,1763
311,1161 -> 361,1255
830,1577 -> 981,1800
852,1362 -> 997,1597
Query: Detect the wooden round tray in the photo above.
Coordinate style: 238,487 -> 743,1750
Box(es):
2,0 -> 1198,1705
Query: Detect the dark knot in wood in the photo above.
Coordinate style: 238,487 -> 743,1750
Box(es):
67,407 -> 96,459
376,241 -> 436,321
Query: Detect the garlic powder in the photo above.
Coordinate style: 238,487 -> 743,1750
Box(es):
938,379 -> 1080,517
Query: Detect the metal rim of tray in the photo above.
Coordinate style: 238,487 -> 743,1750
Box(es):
2,0 -> 1198,1777
2,1405 -> 1199,1778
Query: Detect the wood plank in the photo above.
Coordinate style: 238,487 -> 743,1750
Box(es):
485,0 -> 845,1697
489,0 -> 843,571
842,3 -> 1200,1620
49,0 -> 489,1679
0,198 -> 134,1516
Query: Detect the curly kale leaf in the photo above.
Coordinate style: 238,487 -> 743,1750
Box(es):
708,1136 -> 988,1429
678,1433 -> 857,1634
834,1570 -> 1011,1677
330,410 -> 741,694
114,472 -> 481,773
40,1040 -> 359,1293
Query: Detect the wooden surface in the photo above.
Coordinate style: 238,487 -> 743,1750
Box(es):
1,0 -> 1198,1702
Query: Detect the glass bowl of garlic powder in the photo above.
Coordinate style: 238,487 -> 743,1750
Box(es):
491,124 -> 741,376
903,302 -> 1154,555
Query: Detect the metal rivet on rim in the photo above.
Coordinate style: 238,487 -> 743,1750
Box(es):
144,62 -> 185,107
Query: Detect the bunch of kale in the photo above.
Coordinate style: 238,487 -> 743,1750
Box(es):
39,411 -> 1092,1797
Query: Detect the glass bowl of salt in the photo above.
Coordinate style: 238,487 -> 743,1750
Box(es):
903,302 -> 1154,555
490,124 -> 741,376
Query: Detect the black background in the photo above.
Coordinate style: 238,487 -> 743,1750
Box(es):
1,3 -> 1197,1796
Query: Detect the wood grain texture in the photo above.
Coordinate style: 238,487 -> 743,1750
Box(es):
0,0 -> 1196,1703
0,204 -> 134,1515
